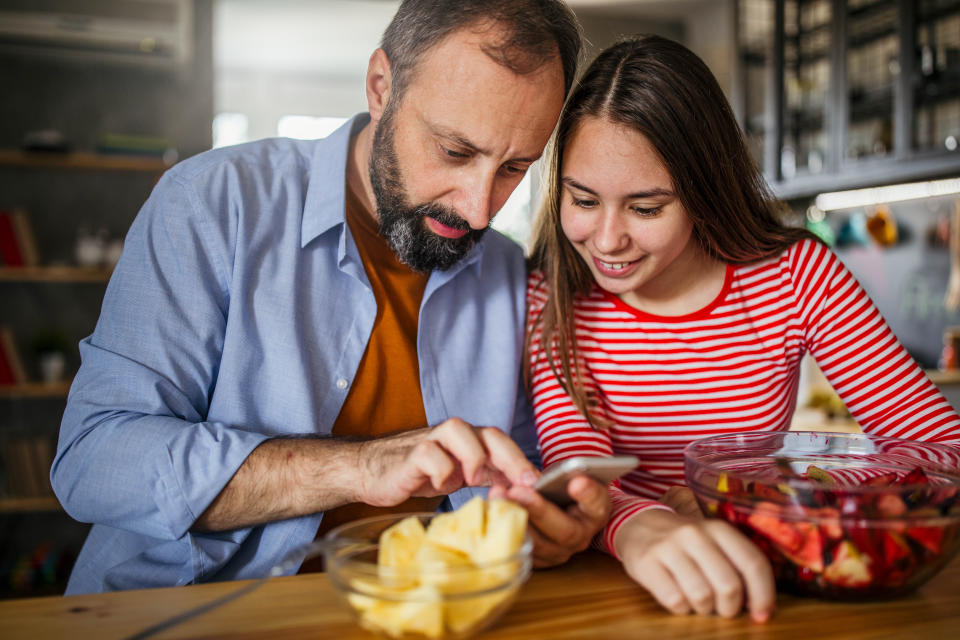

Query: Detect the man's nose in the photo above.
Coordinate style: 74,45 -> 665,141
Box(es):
454,171 -> 497,230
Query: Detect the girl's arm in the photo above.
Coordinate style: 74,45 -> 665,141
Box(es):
795,240 -> 960,447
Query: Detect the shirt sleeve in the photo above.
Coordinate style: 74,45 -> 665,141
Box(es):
793,240 -> 960,448
526,272 -> 669,557
51,171 -> 270,541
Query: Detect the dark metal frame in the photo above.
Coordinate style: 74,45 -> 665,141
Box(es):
737,0 -> 960,202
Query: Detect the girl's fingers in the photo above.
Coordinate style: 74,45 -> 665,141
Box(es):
625,558 -> 691,616
657,543 -> 716,616
706,521 -> 776,622
680,528 -> 745,618
526,526 -> 573,568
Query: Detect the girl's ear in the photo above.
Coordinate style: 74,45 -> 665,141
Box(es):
366,48 -> 392,125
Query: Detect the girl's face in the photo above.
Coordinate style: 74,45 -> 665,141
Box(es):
559,116 -> 702,309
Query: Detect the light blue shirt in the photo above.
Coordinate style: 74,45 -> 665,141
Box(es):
52,115 -> 537,594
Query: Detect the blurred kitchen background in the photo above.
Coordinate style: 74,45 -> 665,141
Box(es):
0,0 -> 958,597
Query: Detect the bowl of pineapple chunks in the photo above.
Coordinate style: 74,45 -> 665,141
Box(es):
685,431 -> 960,600
324,496 -> 532,639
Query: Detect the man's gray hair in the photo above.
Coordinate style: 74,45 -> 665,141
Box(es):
381,0 -> 582,102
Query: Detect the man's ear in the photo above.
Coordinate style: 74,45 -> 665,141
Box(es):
366,48 -> 392,125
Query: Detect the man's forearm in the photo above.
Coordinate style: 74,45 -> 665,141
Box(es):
193,437 -> 363,532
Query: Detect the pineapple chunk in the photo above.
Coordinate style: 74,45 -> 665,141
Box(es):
358,585 -> 444,639
474,498 -> 528,564
444,588 -> 517,634
425,495 -> 486,555
346,498 -> 529,637
379,515 -> 426,568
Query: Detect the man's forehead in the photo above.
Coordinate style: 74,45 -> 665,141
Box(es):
402,23 -> 564,102
397,28 -> 565,158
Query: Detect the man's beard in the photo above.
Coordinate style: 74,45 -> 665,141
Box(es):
369,109 -> 487,273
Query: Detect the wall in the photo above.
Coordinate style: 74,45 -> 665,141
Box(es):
826,195 -> 960,370
0,0 -> 213,376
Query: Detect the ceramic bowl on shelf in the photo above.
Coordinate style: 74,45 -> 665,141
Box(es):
324,512 -> 532,639
685,431 -> 960,599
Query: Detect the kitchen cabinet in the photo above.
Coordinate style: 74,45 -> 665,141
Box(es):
735,0 -> 960,201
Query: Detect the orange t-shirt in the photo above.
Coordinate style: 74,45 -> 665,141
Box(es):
299,183 -> 444,571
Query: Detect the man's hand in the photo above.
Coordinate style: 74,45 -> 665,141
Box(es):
614,508 -> 775,622
491,474 -> 611,568
195,418 -> 537,533
355,418 -> 539,507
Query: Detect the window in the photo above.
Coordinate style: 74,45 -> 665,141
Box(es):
277,115 -> 348,140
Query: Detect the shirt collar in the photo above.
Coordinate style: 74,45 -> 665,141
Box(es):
300,113 -> 370,249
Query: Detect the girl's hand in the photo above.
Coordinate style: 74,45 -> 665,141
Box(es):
613,508 -> 775,622
491,474 -> 611,567
659,486 -> 703,519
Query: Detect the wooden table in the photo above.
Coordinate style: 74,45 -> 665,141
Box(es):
2,551 -> 958,639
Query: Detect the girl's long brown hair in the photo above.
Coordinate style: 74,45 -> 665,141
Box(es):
525,35 -> 820,429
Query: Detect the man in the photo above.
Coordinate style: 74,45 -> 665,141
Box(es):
52,0 -> 608,594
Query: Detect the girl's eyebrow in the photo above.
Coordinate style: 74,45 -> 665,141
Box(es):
562,177 -> 673,199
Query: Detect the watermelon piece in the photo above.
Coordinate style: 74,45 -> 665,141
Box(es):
719,501 -> 746,525
864,472 -> 899,487
881,531 -> 913,567
812,507 -> 843,540
846,525 -> 883,570
905,525 -> 945,554
781,522 -> 825,572
875,493 -> 907,518
749,481 -> 790,504
747,504 -> 804,552
900,467 -> 931,486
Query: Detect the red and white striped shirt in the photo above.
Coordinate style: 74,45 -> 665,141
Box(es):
527,239 -> 960,554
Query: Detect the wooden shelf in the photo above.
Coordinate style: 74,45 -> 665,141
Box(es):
0,149 -> 171,172
0,382 -> 71,398
0,496 -> 61,513
0,266 -> 112,283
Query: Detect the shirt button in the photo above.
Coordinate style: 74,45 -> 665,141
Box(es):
336,377 -> 348,390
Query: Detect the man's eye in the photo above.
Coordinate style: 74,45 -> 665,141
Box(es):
441,145 -> 468,159
501,164 -> 526,176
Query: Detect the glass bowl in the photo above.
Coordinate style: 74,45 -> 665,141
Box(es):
323,512 -> 532,639
684,431 -> 960,599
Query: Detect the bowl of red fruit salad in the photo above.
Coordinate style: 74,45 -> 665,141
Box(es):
684,431 -> 960,599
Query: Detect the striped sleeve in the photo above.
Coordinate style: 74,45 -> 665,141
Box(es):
527,271 -> 669,557
793,239 -> 960,447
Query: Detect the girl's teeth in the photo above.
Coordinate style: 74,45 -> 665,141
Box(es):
601,260 -> 629,269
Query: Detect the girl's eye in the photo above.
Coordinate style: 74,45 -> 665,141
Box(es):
571,197 -> 597,209
631,206 -> 661,216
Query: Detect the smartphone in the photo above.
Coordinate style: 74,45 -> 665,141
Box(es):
534,455 -> 639,507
